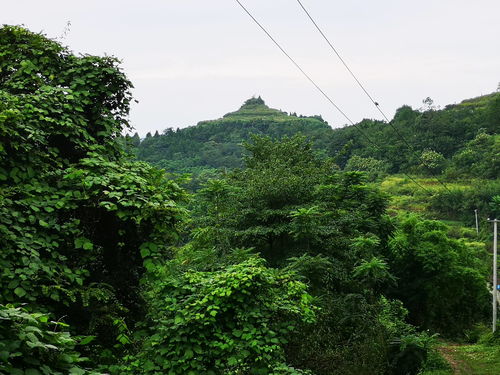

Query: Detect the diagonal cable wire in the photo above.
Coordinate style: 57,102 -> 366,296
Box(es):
234,0 -> 353,124
295,0 -> 452,193
233,0 -> 431,194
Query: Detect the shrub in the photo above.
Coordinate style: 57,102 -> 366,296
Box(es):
126,257 -> 315,374
0,304 -> 102,375
388,332 -> 437,375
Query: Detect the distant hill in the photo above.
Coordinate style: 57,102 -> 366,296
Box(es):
134,96 -> 332,172
129,92 -> 499,179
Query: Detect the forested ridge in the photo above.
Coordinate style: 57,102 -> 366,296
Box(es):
1,26 -> 499,375
131,92 -> 499,182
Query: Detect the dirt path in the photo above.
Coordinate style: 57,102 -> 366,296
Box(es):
438,345 -> 474,374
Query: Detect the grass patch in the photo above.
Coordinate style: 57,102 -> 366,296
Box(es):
453,345 -> 500,374
421,343 -> 500,375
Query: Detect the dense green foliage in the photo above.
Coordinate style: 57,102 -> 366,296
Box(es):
344,155 -> 389,181
187,135 -> 494,374
446,132 -> 500,179
189,135 -> 445,375
0,304 -> 102,375
426,179 -> 500,225
0,25 -> 187,371
330,96 -> 499,173
385,214 -> 490,336
1,25 -> 497,375
128,257 -> 315,375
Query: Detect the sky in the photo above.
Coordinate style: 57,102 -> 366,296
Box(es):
3,0 -> 500,135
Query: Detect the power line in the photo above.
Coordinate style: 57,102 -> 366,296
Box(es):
295,0 -> 452,193
233,0 -> 431,194
296,0 -> 382,117
234,0 -> 353,124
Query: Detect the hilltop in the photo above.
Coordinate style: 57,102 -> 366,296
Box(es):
134,96 -> 332,172
221,96 -> 288,119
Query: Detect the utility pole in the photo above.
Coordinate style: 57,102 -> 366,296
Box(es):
475,209 -> 479,236
487,218 -> 498,333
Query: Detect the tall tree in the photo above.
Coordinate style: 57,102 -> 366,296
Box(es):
193,135 -> 395,374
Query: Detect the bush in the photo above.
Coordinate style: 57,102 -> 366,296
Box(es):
0,304 -> 102,375
285,294 -> 389,375
446,133 -> 499,179
478,329 -> 500,346
430,180 -> 500,224
463,323 -> 490,344
388,332 -> 437,375
126,257 -> 315,374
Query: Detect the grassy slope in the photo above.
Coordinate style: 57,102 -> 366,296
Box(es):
380,175 -> 477,230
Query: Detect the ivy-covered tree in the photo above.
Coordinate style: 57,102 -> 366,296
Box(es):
0,25 -> 187,369
127,257 -> 315,375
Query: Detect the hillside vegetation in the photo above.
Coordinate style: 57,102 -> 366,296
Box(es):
130,97 -> 331,178
131,92 -> 499,183
1,26 -> 499,375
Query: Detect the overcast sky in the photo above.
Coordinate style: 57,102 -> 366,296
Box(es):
4,1 -> 500,135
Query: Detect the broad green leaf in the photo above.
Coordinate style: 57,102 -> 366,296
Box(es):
14,287 -> 26,297
79,335 -> 96,345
